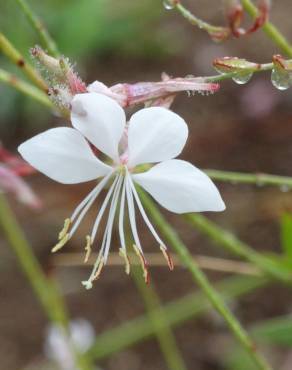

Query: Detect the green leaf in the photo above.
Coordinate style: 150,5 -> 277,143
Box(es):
280,212 -> 292,258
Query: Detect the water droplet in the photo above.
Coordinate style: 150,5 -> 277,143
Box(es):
232,72 -> 253,85
271,68 -> 290,90
163,0 -> 174,10
280,185 -> 290,192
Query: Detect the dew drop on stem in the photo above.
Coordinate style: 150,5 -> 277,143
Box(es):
163,0 -> 175,10
232,72 -> 253,85
271,69 -> 290,90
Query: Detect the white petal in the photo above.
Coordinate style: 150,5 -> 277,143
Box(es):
127,107 -> 188,167
18,127 -> 111,184
71,93 -> 126,161
132,159 -> 225,213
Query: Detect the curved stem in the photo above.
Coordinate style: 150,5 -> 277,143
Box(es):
241,0 -> 292,57
138,189 -> 273,370
175,2 -> 229,40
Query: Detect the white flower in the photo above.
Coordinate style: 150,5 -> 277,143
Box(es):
45,319 -> 95,370
18,92 -> 225,288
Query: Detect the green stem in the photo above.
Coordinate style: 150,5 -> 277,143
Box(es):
0,195 -> 92,370
138,189 -> 273,370
204,62 -> 273,83
0,194 -> 67,325
0,68 -> 53,108
175,2 -> 229,39
241,0 -> 292,57
88,274 -> 267,360
184,213 -> 292,284
14,0 -> 60,57
0,33 -> 47,91
205,169 -> 292,188
132,266 -> 188,370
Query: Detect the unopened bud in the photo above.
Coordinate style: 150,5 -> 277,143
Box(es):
31,46 -> 62,75
213,57 -> 260,74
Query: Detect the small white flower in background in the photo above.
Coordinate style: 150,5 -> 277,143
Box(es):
18,92 -> 225,288
45,319 -> 95,370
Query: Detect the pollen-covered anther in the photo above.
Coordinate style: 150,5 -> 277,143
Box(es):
160,245 -> 174,271
58,218 -> 71,240
84,235 -> 92,263
52,233 -> 70,253
133,244 -> 150,284
119,248 -> 131,275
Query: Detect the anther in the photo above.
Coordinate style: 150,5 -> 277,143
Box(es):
52,233 -> 70,253
82,280 -> 93,290
133,244 -> 150,283
84,235 -> 92,263
160,245 -> 174,271
58,218 -> 71,240
119,248 -> 131,275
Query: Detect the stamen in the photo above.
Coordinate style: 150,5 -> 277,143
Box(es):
103,175 -> 123,262
132,244 -> 150,284
127,172 -> 174,271
127,173 -> 166,247
58,218 -> 71,240
82,174 -> 122,289
160,245 -> 174,271
119,248 -> 131,274
90,174 -> 120,243
118,178 -> 127,252
69,171 -> 114,238
52,233 -> 70,253
84,235 -> 92,263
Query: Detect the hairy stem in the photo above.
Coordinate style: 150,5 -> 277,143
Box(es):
138,190 -> 273,370
15,0 -> 60,57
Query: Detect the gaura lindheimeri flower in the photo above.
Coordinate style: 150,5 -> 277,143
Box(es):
18,93 -> 225,288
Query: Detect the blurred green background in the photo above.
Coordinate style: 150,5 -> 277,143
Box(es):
2,1 -> 292,370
